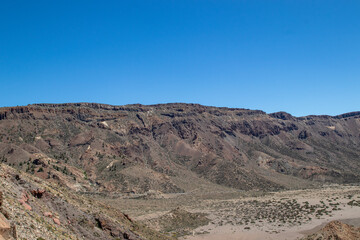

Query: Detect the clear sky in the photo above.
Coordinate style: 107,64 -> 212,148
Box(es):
1,1 -> 359,116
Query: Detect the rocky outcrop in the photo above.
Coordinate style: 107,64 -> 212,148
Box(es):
270,111 -> 295,120
0,164 -> 171,240
303,220 -> 360,240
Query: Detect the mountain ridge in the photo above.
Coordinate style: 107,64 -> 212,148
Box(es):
0,102 -> 360,195
2,102 -> 358,118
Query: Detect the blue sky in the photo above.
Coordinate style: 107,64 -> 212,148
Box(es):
1,1 -> 359,116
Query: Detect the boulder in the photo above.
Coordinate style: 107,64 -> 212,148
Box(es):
53,218 -> 61,225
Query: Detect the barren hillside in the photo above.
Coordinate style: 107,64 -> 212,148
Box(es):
0,103 -> 359,194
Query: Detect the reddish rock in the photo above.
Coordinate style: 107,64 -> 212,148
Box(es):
53,218 -> 61,225
19,191 -> 32,211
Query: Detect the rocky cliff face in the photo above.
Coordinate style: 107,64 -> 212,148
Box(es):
0,103 -> 360,194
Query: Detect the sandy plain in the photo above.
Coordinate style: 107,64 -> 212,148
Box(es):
101,185 -> 360,240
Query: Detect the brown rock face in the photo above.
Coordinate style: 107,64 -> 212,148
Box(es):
1,103 -> 360,193
303,220 -> 360,240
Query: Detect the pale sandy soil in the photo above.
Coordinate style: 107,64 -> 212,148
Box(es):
103,184 -> 360,240
181,185 -> 360,240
